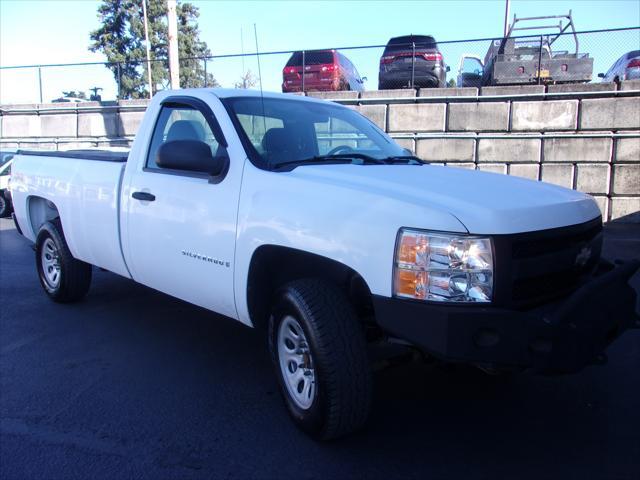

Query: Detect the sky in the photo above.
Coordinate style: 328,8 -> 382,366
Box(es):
1,0 -> 639,103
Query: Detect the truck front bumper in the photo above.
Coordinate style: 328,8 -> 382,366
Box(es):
373,260 -> 640,374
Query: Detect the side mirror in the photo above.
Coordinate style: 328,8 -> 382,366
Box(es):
597,73 -> 605,78
446,66 -> 451,72
157,140 -> 225,176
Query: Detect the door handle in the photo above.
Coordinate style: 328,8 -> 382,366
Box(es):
132,191 -> 156,202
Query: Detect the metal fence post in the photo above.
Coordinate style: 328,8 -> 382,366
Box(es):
537,35 -> 543,85
204,58 -> 208,88
37,66 -> 43,103
411,42 -> 415,89
116,62 -> 122,99
302,50 -> 306,93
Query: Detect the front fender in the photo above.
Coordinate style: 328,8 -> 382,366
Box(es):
233,161 -> 466,326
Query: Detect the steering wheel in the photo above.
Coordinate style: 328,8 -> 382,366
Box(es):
326,145 -> 355,156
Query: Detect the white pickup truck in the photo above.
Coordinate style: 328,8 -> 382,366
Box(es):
0,150 -> 15,217
10,89 -> 639,440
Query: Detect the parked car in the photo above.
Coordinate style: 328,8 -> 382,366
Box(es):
378,35 -> 449,89
282,49 -> 365,93
0,150 -> 15,217
599,50 -> 640,82
10,89 -> 639,440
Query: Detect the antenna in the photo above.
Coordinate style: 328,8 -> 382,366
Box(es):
240,26 -> 245,77
253,23 -> 267,135
253,23 -> 264,94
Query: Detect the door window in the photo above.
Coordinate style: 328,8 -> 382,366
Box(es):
461,57 -> 483,75
146,105 -> 225,170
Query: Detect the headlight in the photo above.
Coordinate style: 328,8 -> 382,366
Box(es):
393,229 -> 494,303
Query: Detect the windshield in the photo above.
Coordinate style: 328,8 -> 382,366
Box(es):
223,96 -> 410,170
0,152 -> 14,167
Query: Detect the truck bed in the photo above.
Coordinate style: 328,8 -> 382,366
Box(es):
11,151 -> 130,278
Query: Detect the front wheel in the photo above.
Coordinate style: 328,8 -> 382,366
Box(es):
35,219 -> 92,303
269,279 -> 372,440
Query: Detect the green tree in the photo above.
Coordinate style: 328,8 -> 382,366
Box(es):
446,78 -> 456,88
90,0 -> 217,99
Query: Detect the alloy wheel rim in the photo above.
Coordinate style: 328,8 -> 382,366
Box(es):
41,238 -> 61,288
277,315 -> 316,410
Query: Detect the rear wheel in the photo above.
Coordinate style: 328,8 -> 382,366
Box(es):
35,219 -> 92,303
0,192 -> 11,217
269,278 -> 372,440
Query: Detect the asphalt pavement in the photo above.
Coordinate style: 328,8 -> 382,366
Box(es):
1,217 -> 639,480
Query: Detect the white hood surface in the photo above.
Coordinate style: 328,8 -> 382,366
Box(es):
289,164 -> 601,235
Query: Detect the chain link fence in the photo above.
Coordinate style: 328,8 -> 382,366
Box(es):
0,27 -> 638,104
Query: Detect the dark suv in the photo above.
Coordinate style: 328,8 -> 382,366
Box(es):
282,50 -> 365,93
378,35 -> 448,89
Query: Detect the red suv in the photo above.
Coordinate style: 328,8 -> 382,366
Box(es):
282,50 -> 365,93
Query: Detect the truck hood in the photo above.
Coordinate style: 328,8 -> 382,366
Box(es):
288,164 -> 601,234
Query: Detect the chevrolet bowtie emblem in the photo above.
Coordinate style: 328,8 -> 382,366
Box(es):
575,246 -> 592,267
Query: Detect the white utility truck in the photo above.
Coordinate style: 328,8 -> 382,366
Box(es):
10,89 -> 639,439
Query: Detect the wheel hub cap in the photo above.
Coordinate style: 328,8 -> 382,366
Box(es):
277,316 -> 316,410
41,238 -> 61,288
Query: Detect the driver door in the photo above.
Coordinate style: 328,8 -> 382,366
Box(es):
123,97 -> 242,319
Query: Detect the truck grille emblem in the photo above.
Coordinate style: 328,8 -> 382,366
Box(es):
575,246 -> 592,268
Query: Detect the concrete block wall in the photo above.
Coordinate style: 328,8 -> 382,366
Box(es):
0,100 -> 146,151
1,82 -> 639,222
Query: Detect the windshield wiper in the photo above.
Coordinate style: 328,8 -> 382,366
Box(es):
272,153 -> 425,171
382,155 -> 425,165
272,153 -> 386,170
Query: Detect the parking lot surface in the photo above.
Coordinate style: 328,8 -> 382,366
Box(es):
1,217 -> 639,480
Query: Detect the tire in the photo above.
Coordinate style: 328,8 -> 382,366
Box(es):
0,192 -> 11,218
269,278 -> 372,440
35,219 -> 92,303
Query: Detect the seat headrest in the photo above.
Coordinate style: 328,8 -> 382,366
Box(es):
166,120 -> 206,143
262,128 -> 291,154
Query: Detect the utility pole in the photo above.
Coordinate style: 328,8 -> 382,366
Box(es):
167,0 -> 180,89
142,0 -> 153,98
503,0 -> 511,37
